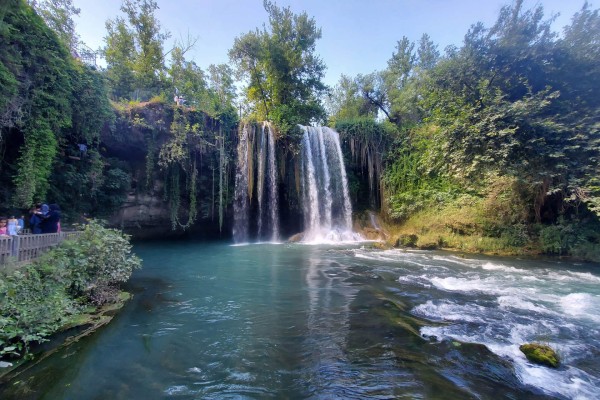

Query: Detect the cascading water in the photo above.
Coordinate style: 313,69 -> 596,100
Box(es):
233,122 -> 279,243
267,123 -> 279,240
299,126 -> 360,243
234,123 -> 360,244
232,124 -> 251,243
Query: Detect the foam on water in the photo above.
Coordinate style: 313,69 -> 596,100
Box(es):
430,276 -> 507,294
412,300 -> 487,323
560,293 -> 600,322
497,295 -> 554,315
300,229 -> 365,245
390,249 -> 600,399
481,262 -> 525,273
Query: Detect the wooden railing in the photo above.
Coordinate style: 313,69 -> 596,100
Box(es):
0,231 -> 84,265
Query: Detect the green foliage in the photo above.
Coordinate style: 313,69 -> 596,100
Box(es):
0,221 -> 141,358
29,0 -> 81,51
339,0 -> 600,258
336,118 -> 395,208
0,2 -> 115,214
229,0 -> 327,136
55,220 -> 141,303
326,74 -> 377,124
0,263 -> 76,357
103,16 -> 136,99
536,216 -> 599,257
103,0 -> 169,100
0,3 -> 72,207
69,63 -> 113,144
382,124 -> 461,220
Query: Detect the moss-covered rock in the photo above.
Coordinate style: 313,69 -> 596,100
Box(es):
396,234 -> 419,247
519,343 -> 560,368
417,241 -> 439,250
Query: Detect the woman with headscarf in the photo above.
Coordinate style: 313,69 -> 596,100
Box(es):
40,204 -> 61,234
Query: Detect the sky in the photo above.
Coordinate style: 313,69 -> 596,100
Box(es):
72,0 -> 589,87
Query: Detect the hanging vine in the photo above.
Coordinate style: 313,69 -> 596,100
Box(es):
159,107 -> 206,230
335,118 -> 394,209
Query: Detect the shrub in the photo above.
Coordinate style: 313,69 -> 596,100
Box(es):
0,221 -> 141,358
56,220 -> 142,305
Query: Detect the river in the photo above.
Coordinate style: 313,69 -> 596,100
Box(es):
1,241 -> 599,399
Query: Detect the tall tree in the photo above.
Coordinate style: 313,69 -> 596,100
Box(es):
416,33 -> 440,71
168,43 -> 208,108
103,17 -> 136,99
207,64 -> 236,114
229,0 -> 327,134
326,74 -> 378,124
104,0 -> 169,99
28,0 -> 80,52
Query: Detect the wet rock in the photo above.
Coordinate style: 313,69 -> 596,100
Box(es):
519,343 -> 560,368
288,232 -> 304,242
370,241 -> 392,250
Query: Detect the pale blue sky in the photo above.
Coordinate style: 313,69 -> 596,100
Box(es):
73,0 -> 588,87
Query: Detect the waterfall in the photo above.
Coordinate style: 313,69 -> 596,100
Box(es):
233,124 -> 251,243
266,123 -> 279,241
234,123 -> 359,244
299,126 -> 360,243
256,125 -> 266,238
233,122 -> 279,243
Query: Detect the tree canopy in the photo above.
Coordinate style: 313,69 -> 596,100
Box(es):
229,0 -> 327,136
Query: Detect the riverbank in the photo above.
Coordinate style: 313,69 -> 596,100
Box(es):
371,200 -> 600,263
0,291 -> 131,382
0,222 -> 141,366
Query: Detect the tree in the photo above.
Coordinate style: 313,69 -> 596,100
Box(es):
103,17 -> 136,99
168,42 -> 208,108
326,74 -> 377,124
208,64 -> 236,114
103,0 -> 169,99
28,0 -> 80,52
416,33 -> 440,71
229,0 -> 327,135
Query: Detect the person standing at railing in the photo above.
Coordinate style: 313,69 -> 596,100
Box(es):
29,204 -> 44,234
41,204 -> 61,234
17,215 -> 24,233
0,218 -> 8,236
7,216 -> 18,235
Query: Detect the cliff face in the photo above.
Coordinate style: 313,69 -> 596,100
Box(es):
108,183 -> 172,239
101,101 -> 237,239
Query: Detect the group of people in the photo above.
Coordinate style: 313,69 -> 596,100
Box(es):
0,203 -> 62,237
0,216 -> 25,236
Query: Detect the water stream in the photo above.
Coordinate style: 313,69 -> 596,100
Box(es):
1,242 -> 599,399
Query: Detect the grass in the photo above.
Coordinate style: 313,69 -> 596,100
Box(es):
383,196 -> 530,256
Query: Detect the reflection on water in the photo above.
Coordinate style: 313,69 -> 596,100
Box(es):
1,242 -> 599,399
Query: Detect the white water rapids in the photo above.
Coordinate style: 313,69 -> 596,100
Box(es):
353,247 -> 600,400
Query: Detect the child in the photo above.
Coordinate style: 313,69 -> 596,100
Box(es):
7,216 -> 18,235
0,218 -> 8,236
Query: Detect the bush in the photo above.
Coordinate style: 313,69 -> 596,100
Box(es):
0,221 -> 141,358
56,220 -> 142,305
0,264 -> 76,357
538,218 -> 579,255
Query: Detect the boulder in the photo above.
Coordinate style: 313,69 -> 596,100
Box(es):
519,343 -> 560,368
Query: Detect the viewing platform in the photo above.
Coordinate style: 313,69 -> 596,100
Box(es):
0,231 -> 83,266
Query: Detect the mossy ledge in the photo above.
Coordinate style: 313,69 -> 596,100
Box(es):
0,291 -> 132,382
519,343 -> 560,368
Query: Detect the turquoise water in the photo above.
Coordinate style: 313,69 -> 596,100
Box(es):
2,242 -> 600,399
